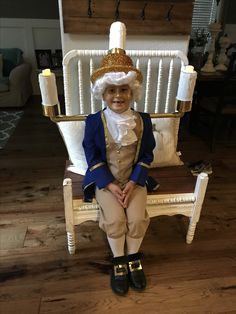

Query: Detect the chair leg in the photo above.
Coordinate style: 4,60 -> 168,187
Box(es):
186,172 -> 209,244
63,178 -> 76,254
186,222 -> 197,244
67,230 -> 76,254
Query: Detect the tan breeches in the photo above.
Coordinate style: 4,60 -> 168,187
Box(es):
95,185 -> 150,239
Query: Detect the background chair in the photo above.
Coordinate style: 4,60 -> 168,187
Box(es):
0,48 -> 32,107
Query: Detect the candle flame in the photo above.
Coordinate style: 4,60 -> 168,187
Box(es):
42,69 -> 52,76
185,65 -> 195,73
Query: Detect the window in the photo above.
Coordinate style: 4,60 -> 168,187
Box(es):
191,0 -> 218,35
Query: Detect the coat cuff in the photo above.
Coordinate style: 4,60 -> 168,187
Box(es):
91,163 -> 115,189
129,162 -> 150,186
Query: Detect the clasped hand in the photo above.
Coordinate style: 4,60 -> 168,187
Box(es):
107,181 -> 135,208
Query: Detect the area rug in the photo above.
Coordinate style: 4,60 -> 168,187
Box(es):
0,110 -> 24,149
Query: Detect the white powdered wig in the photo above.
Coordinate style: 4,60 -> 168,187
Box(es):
92,71 -> 142,101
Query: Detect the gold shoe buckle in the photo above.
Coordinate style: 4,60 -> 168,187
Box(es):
128,259 -> 143,272
114,264 -> 128,276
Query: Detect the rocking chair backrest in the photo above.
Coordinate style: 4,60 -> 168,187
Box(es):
62,49 -> 188,116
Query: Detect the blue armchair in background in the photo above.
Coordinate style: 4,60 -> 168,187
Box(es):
0,48 -> 32,107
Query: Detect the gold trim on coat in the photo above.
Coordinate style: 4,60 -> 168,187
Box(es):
101,111 -> 109,149
138,162 -> 150,168
89,162 -> 105,172
133,112 -> 143,164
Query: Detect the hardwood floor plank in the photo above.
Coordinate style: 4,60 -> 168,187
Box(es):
0,299 -> 41,314
0,226 -> 27,249
39,277 -> 236,314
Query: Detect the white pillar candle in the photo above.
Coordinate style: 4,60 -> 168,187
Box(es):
176,65 -> 197,101
109,21 -> 126,50
38,69 -> 59,105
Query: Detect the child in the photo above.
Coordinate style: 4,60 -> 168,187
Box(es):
82,23 -> 156,296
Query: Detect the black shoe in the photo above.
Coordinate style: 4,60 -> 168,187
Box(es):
128,253 -> 146,291
111,256 -> 129,296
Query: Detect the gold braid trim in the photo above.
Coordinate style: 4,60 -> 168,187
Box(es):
89,162 -> 105,172
138,162 -> 150,169
101,111 -> 109,155
134,113 -> 143,164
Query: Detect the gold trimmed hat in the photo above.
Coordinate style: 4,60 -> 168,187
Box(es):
91,22 -> 143,84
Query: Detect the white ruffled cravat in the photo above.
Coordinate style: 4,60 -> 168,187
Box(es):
104,107 -> 137,146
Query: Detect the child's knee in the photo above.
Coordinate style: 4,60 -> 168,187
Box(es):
127,217 -> 150,238
99,220 -> 128,238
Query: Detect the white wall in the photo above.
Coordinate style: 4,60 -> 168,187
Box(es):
0,18 -> 62,94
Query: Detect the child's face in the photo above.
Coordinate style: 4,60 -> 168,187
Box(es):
103,84 -> 133,113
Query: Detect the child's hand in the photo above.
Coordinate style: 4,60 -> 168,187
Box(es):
107,182 -> 125,206
122,180 -> 136,208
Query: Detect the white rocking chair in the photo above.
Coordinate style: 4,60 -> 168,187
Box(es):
52,49 -> 208,254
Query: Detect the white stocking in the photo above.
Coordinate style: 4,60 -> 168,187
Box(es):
107,235 -> 125,257
126,235 -> 143,255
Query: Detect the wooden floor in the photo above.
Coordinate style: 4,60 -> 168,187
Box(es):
0,97 -> 236,314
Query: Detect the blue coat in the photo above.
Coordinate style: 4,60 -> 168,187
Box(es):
82,108 -> 156,201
